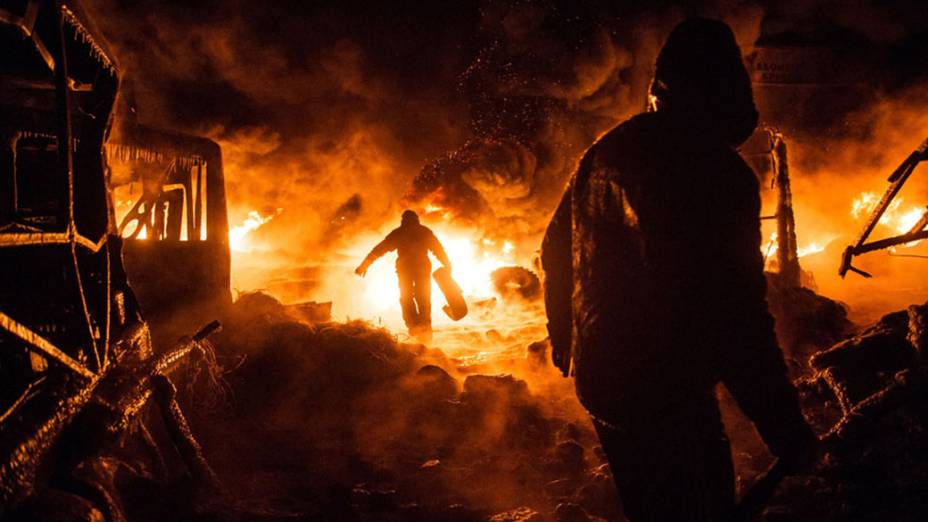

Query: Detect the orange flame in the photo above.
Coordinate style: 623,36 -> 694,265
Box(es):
850,191 -> 924,243
229,209 -> 282,252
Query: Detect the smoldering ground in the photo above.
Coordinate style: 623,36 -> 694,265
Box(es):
182,292 -> 615,521
154,286 -> 927,522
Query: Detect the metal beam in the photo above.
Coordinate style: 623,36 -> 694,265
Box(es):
0,310 -> 95,380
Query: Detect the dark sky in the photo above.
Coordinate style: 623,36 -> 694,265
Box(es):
86,0 -> 928,137
90,0 -> 480,141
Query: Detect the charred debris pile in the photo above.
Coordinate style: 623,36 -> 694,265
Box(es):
9,285 -> 928,522
760,298 -> 928,521
192,291 -> 619,522
188,287 -> 928,522
156,287 -> 928,521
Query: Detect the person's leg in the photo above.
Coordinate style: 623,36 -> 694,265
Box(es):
721,339 -> 816,469
397,268 -> 417,332
414,266 -> 432,332
592,393 -> 735,522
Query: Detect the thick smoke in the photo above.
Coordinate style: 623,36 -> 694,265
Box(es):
404,0 -> 766,242
84,0 -> 770,305
84,0 -> 478,296
86,0 -> 928,319
730,3 -> 928,323
777,86 -> 928,324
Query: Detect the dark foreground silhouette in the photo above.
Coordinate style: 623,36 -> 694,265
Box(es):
541,18 -> 816,521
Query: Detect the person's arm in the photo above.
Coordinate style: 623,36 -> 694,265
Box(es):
428,232 -> 452,270
355,231 -> 396,276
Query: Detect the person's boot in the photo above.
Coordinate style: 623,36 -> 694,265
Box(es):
411,322 -> 432,343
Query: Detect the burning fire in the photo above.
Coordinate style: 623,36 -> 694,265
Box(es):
763,232 -> 829,265
229,209 -> 282,252
850,191 -> 926,247
798,242 -> 827,258
851,192 -> 925,236
764,191 -> 927,270
896,207 -> 926,236
352,226 -> 517,318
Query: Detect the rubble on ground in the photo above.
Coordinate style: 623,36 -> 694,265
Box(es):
761,300 -> 928,521
188,292 -> 617,521
149,290 -> 928,521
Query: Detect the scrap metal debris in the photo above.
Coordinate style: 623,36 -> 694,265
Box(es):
840,138 -> 928,278
1,3 -> 224,519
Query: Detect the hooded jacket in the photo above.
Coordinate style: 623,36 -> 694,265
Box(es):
541,18 -> 772,422
361,213 -> 451,274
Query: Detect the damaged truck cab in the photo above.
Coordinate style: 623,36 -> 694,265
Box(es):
107,121 -> 232,337
0,1 -> 222,517
0,0 -> 144,511
0,0 -> 135,407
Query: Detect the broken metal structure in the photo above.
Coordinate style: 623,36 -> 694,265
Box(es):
742,127 -> 802,288
839,138 -> 928,278
107,122 -> 232,337
0,1 -> 220,518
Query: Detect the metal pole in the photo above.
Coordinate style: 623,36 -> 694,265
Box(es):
772,133 -> 801,288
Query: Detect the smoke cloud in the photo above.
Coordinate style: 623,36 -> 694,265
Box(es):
84,0 -> 928,322
83,0 -> 767,304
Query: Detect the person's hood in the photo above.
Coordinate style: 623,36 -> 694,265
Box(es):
648,18 -> 758,147
401,210 -> 420,226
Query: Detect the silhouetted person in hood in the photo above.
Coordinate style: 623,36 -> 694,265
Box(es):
356,210 -> 451,338
541,18 -> 816,521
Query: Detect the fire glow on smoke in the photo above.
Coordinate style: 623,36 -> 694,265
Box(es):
229,208 -> 283,252
340,225 -> 521,332
227,204 -> 524,335
211,117 -> 928,334
851,191 -> 925,239
352,229 -> 516,316
224,183 -> 928,334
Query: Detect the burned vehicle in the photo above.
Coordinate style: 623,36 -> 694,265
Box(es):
107,121 -> 232,338
0,1 -> 219,519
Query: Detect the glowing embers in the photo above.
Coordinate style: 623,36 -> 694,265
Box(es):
229,209 -> 282,252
